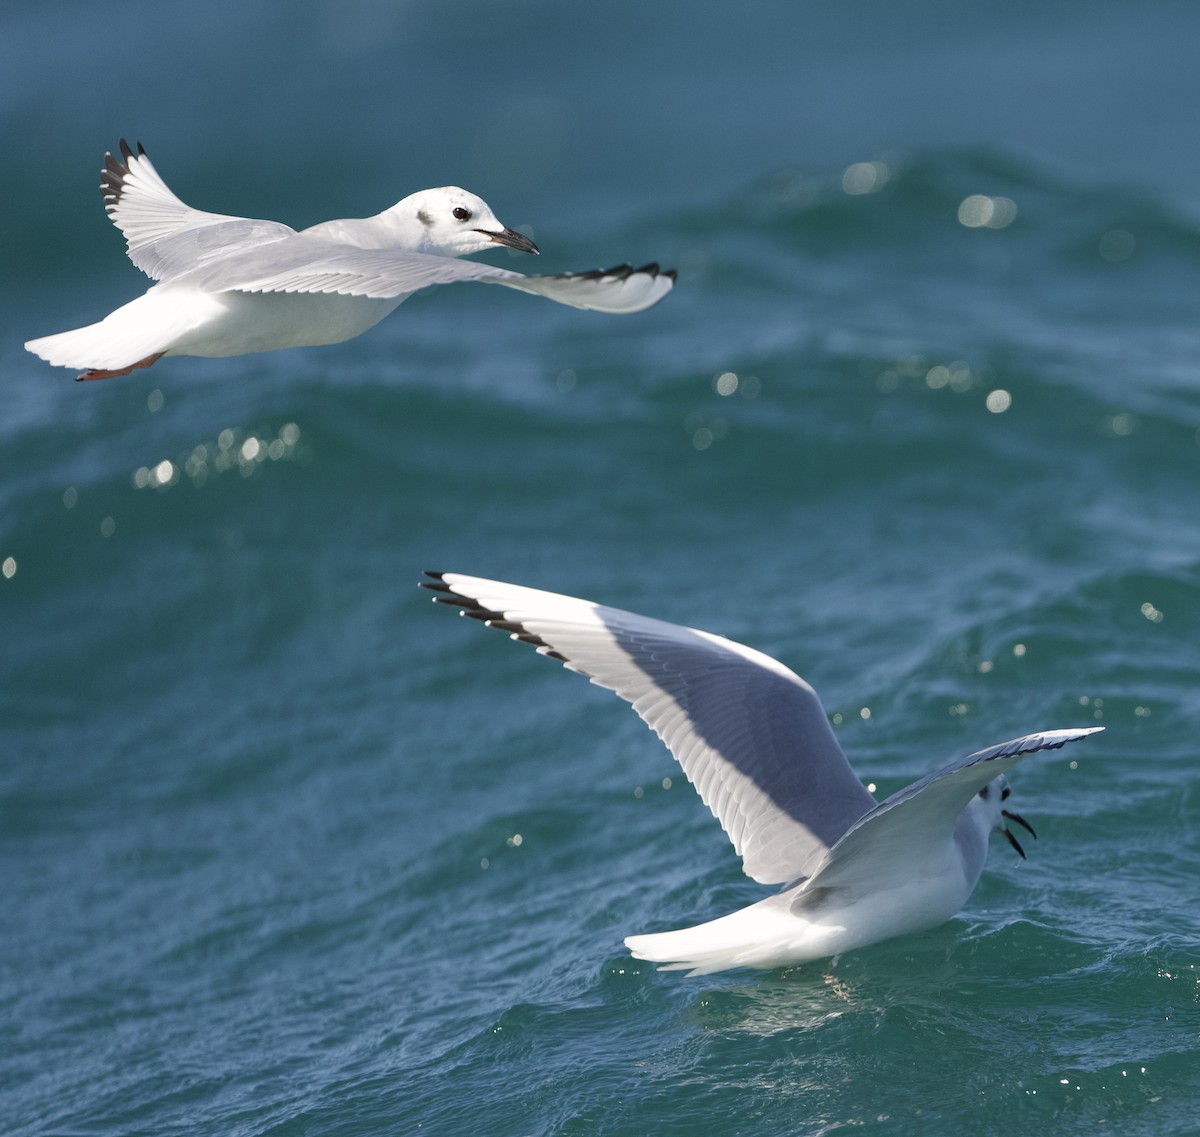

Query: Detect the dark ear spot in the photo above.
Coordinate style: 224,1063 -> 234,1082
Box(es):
978,785 -> 990,800
417,209 -> 433,227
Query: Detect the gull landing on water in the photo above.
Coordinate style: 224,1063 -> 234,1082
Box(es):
422,573 -> 1103,977
25,140 -> 675,380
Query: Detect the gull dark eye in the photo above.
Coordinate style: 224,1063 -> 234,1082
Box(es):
452,206 -> 471,221
1001,785 -> 1011,801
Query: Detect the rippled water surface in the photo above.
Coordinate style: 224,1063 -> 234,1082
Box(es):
4,4 -> 1200,1135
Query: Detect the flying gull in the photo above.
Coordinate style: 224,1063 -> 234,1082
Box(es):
423,572 -> 1103,976
26,140 -> 675,380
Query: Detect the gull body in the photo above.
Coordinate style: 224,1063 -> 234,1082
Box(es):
423,573 -> 1103,976
25,141 -> 675,380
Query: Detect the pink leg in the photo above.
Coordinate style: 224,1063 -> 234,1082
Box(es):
77,352 -> 165,382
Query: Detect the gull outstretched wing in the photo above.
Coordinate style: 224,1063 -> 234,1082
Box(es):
423,573 -> 877,885
802,727 -> 1104,898
101,139 -> 294,282
181,239 -> 674,314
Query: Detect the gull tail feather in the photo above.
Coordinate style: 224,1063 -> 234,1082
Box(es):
625,894 -> 817,977
25,290 -> 212,371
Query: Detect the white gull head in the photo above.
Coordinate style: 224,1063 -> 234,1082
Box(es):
379,186 -> 540,257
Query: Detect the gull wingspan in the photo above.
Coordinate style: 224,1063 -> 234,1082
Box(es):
803,727 -> 1103,897
102,139 -> 294,282
95,140 -> 675,313
181,240 -> 675,314
423,573 -> 877,885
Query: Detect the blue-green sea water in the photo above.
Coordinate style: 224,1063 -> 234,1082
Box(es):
4,3 -> 1200,1134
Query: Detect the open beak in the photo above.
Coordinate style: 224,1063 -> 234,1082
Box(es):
1001,808 -> 1037,859
477,226 -> 540,255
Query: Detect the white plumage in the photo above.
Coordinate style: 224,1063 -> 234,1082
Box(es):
423,572 -> 1103,976
25,140 -> 675,380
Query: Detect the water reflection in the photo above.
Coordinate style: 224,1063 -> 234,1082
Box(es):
687,969 -> 866,1037
958,194 -> 1017,229
842,161 -> 891,196
132,422 -> 304,492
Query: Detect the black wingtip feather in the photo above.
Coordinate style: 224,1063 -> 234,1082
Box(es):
546,261 -> 676,286
101,138 -> 145,211
421,573 -> 568,664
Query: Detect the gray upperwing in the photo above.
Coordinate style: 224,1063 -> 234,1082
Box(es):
801,727 -> 1103,897
129,218 -> 297,282
101,139 -> 296,281
181,244 -> 673,313
179,241 -> 519,298
594,604 -> 877,882
423,573 -> 877,885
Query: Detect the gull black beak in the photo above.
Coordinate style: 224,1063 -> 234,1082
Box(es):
478,226 -> 540,255
1001,808 -> 1037,859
